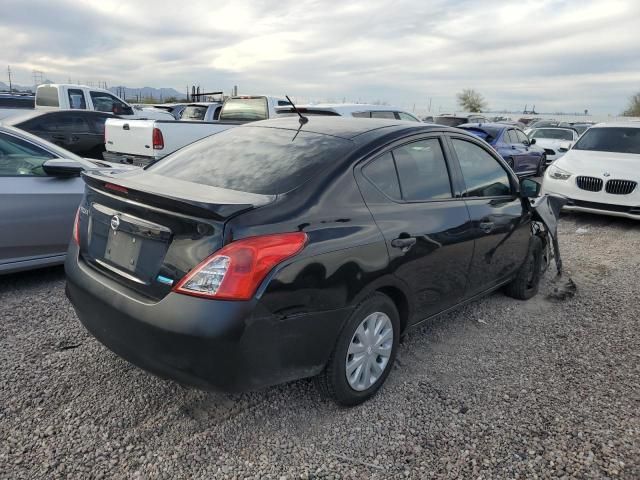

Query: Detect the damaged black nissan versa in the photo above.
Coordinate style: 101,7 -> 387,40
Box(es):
65,116 -> 562,405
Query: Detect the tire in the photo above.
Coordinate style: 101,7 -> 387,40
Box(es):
504,236 -> 543,300
505,156 -> 515,169
316,292 -> 400,406
536,155 -> 546,176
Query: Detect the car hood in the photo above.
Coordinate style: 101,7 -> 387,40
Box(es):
555,149 -> 640,179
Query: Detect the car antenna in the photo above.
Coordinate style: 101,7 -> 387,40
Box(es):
286,95 -> 308,125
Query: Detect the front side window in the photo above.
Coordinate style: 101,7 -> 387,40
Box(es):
516,130 -> 529,144
507,130 -> 519,144
573,127 -> 640,154
397,112 -> 420,122
452,139 -> 512,197
67,89 -> 87,109
0,132 -> 56,176
89,91 -> 132,115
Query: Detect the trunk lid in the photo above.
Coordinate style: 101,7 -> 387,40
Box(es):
78,170 -> 274,300
105,118 -> 156,157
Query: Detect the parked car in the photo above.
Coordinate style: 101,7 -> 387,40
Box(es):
148,103 -> 189,120
103,95 -> 291,166
528,127 -> 579,165
179,102 -> 223,122
0,93 -> 35,120
276,104 -> 422,122
568,122 -> 594,136
457,122 -> 546,176
433,114 -> 489,127
66,116 -> 553,405
518,117 -> 540,126
3,109 -> 116,159
541,122 -> 640,220
0,125 -> 134,274
35,84 -> 174,120
496,120 -> 527,130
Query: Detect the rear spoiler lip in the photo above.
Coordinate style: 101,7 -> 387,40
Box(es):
82,170 -> 275,221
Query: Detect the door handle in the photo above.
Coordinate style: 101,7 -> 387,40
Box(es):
479,221 -> 494,233
51,134 -> 65,141
391,237 -> 417,252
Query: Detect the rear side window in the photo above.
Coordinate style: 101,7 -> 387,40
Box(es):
68,89 -> 87,109
452,139 -> 511,197
181,105 -> 208,120
363,138 -> 452,202
371,111 -> 395,119
363,152 -> 401,200
36,86 -> 59,107
219,98 -> 268,121
149,127 -> 354,195
393,139 -> 452,201
352,111 -> 371,118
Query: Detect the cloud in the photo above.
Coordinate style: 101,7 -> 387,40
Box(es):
1,0 -> 639,113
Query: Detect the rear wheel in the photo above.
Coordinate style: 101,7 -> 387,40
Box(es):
316,293 -> 399,406
504,236 -> 543,300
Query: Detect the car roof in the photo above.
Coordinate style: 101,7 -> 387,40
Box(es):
589,122 -> 640,129
457,122 -> 508,130
248,116 -> 443,141
292,104 -> 408,114
2,109 -> 112,126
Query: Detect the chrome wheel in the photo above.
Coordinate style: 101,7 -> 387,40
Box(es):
345,311 -> 393,391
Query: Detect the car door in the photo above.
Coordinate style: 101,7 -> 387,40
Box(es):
85,113 -> 111,158
515,129 -> 539,174
447,135 -> 531,296
356,135 -> 475,321
0,131 -> 83,267
504,129 -> 526,171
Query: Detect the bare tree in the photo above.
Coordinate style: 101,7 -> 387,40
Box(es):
623,92 -> 640,116
456,89 -> 487,112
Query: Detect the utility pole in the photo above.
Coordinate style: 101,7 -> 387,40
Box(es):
7,65 -> 12,92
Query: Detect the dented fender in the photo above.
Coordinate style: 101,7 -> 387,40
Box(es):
529,194 -> 568,274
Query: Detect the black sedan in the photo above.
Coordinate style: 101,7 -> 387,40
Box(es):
4,110 -> 115,159
66,116 -> 550,405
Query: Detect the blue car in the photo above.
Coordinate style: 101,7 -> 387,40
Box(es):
457,122 -> 546,177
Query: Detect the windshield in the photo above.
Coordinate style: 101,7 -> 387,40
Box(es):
219,97 -> 269,121
434,116 -> 468,127
148,126 -> 354,195
531,129 -> 574,141
573,127 -> 640,154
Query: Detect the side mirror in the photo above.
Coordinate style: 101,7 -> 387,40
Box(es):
43,159 -> 84,177
529,138 -> 536,145
520,177 -> 541,198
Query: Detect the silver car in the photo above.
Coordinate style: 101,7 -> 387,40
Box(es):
0,125 -> 132,274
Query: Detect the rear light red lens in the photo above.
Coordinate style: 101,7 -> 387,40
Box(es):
72,208 -> 80,245
152,128 -> 164,150
173,232 -> 308,300
104,182 -> 128,194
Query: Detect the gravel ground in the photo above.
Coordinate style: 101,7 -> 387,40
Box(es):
1,212 -> 639,479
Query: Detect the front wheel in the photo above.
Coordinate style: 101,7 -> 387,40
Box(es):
316,293 -> 400,406
504,236 -> 543,300
536,155 -> 547,176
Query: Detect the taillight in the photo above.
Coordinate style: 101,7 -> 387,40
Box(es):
152,128 -> 164,150
173,232 -> 308,300
72,208 -> 80,245
104,182 -> 128,194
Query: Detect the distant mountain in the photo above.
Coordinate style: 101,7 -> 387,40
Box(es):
109,86 -> 186,102
0,81 -> 35,93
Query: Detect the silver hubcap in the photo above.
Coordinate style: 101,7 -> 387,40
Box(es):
345,311 -> 393,391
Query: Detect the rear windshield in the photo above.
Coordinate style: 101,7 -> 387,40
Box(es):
219,98 -> 269,121
434,116 -> 467,127
36,86 -> 59,107
181,105 -> 208,120
573,127 -> 640,155
459,126 -> 502,142
531,129 -> 574,141
148,126 -> 354,194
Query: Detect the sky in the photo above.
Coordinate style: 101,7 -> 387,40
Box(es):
1,0 -> 640,114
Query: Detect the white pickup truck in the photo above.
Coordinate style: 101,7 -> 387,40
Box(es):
35,84 -> 174,120
103,95 -> 290,165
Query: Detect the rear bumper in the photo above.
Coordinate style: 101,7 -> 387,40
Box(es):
65,246 -> 351,392
102,151 -> 156,167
